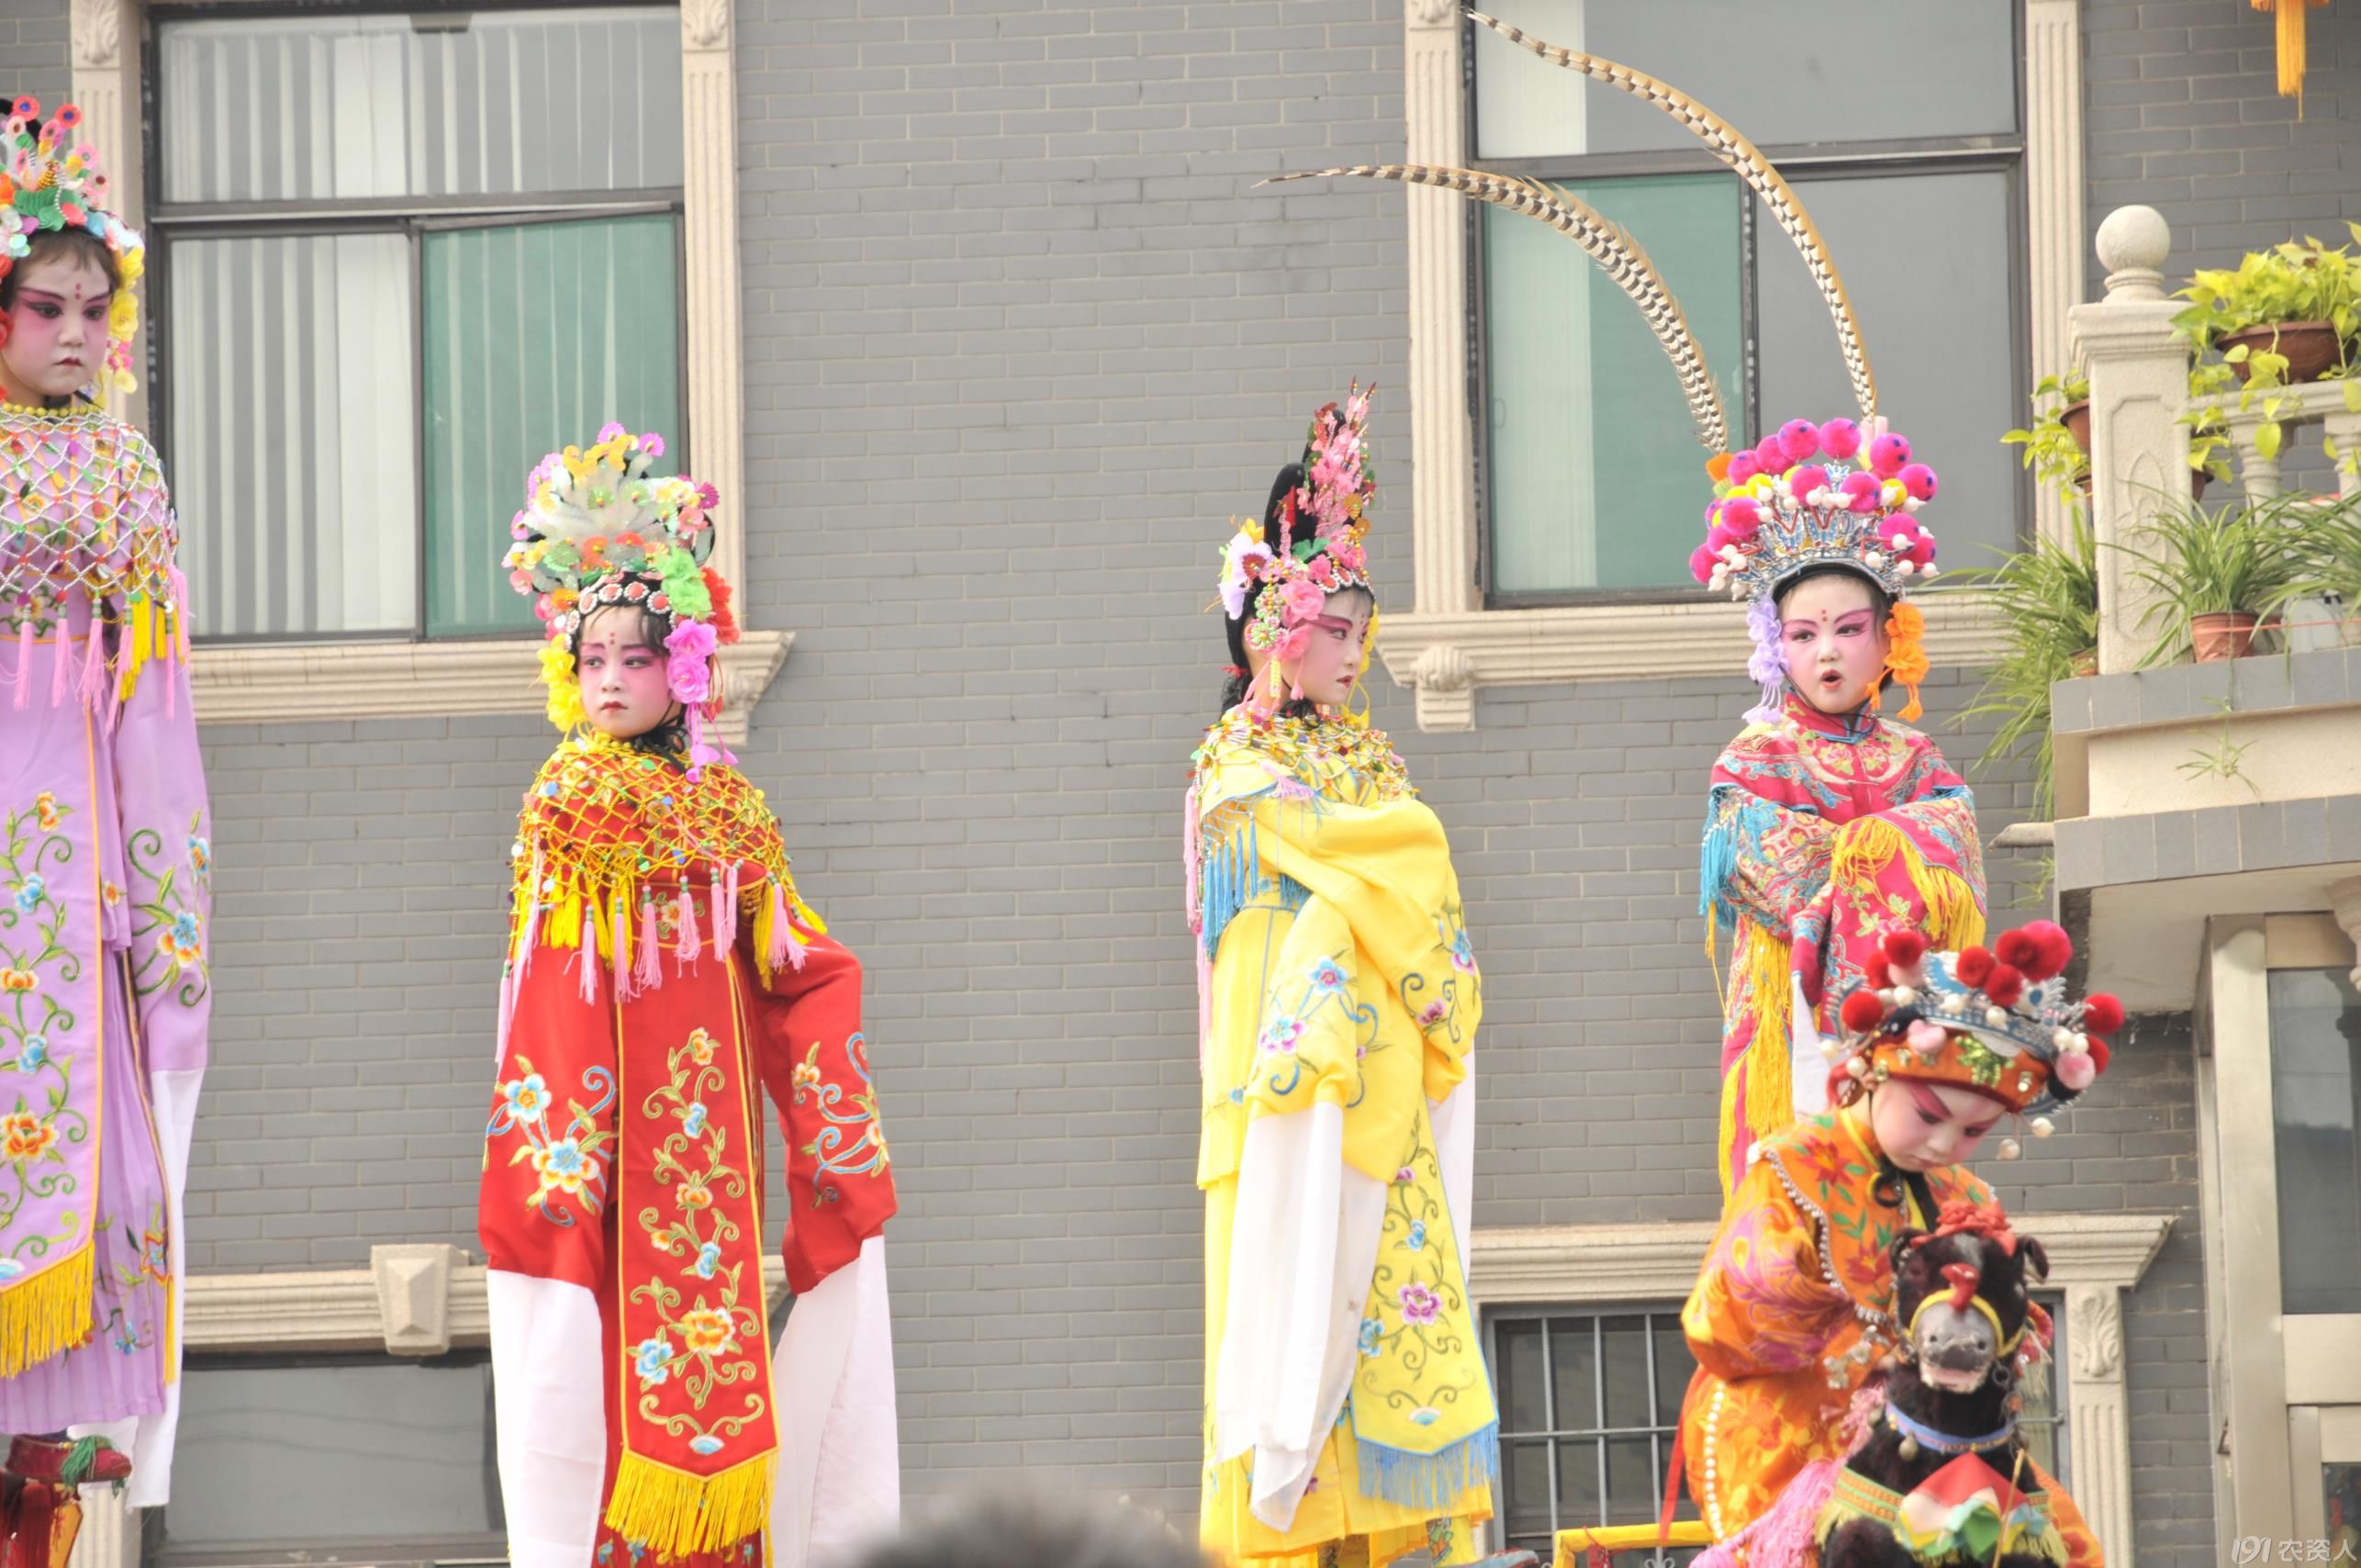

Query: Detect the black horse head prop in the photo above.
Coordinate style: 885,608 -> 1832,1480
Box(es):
1818,1203 -> 2073,1568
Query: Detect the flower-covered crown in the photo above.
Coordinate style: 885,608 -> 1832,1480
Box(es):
1692,416 -> 1941,604
2,98 -> 147,399
1831,923 -> 2127,1137
1216,385 -> 1376,662
502,424 -> 740,756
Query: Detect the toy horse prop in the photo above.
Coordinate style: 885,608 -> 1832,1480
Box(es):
1818,1204 -> 2068,1568
1689,1203 -> 2069,1568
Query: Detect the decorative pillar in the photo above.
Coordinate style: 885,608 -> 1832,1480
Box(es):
2024,0 -> 2086,548
1404,0 -> 1477,616
66,1488 -> 133,1568
2066,1284 -> 2136,1568
2070,207 -> 2189,675
69,0 -> 147,433
681,0 -> 746,599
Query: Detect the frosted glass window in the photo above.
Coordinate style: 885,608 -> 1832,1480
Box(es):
1474,0 -> 2015,161
2268,967 -> 2361,1316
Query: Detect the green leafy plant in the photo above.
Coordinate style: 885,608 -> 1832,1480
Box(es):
2176,229 -> 2361,461
2001,372 -> 2090,501
2178,696 -> 2261,800
2261,491 -> 2361,642
2114,490 -> 2317,665
1953,504 -> 2102,821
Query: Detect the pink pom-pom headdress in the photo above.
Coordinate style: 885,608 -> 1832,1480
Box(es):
1691,415 -> 1942,607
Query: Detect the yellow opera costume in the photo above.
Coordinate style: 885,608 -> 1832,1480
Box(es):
1191,391 -> 1495,1568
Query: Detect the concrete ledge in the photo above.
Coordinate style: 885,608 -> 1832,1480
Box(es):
2056,796 -> 2361,892
2052,646 -> 2361,735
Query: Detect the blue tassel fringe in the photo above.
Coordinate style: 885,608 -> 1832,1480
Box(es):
1352,1419 -> 1500,1511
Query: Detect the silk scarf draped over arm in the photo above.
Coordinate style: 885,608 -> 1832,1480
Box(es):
1698,697 -> 1986,1197
1188,712 -> 1495,1554
481,740 -> 897,1568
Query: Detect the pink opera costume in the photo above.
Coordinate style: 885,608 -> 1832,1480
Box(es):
0,96 -> 209,1508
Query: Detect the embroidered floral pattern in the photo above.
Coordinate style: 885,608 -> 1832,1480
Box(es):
126,807 -> 209,1006
0,795 -> 89,1266
626,1022 -> 768,1459
1352,1115 -> 1491,1445
1401,902 -> 1476,1047
793,1034 -> 890,1206
487,1054 -> 615,1227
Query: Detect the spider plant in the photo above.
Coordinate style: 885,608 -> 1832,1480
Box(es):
1953,504 -> 2102,821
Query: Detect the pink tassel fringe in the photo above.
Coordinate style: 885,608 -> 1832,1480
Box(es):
49,628 -> 70,705
717,866 -> 740,955
12,621 -> 30,710
576,945 -> 599,1005
673,889 -> 700,970
633,901 -> 662,994
764,881 -> 796,975
76,621 -> 106,707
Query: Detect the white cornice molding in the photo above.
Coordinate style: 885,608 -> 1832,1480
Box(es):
1378,592 -> 2003,731
188,627 -> 791,743
185,1249 -> 789,1355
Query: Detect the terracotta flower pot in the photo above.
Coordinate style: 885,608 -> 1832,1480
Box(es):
2060,399 -> 2092,453
2075,469 -> 2092,495
2190,611 -> 2260,662
2191,469 -> 2210,502
2069,649 -> 2099,678
2220,320 -> 2346,385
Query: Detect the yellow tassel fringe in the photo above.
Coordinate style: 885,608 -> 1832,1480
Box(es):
605,1448 -> 778,1559
0,1242 -> 94,1377
1716,920 -> 1795,1202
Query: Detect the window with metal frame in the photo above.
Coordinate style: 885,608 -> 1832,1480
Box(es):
151,1350 -> 505,1565
147,5 -> 688,644
1466,1 -> 2028,606
1485,1295 -> 2068,1559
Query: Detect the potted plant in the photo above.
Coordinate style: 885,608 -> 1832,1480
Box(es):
2174,230 -> 2361,387
2002,372 -> 2089,500
1956,505 -> 2103,821
2265,492 -> 2361,646
2007,367 -> 2223,501
2118,490 -> 2315,663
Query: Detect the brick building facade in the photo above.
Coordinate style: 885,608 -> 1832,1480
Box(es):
10,1 -> 2359,1563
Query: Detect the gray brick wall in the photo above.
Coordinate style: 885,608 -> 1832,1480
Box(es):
0,0 -> 66,125
2086,0 -> 2361,285
4,0 -> 2215,1551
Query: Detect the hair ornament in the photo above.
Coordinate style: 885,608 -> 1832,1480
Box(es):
1214,384 -> 1377,671
0,98 -> 144,399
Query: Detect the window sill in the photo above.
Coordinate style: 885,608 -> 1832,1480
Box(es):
189,626 -> 793,743
1372,591 -> 2002,731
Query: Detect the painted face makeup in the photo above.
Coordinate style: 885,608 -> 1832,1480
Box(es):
1778,572 -> 1891,716
576,606 -> 680,742
1869,1076 -> 2005,1172
1281,590 -> 1372,709
0,250 -> 113,405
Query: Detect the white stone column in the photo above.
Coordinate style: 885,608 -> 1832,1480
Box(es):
2066,1284 -> 2135,1568
68,0 -> 147,432
1403,0 -> 1475,620
66,1489 -> 133,1568
681,0 -> 746,599
2025,0 -> 2087,548
2070,207 -> 2190,675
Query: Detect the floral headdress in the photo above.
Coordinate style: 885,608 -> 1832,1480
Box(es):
0,98 -> 145,401
1693,416 -> 1941,723
1829,922 -> 2128,1152
502,424 -> 740,771
1215,385 -> 1376,684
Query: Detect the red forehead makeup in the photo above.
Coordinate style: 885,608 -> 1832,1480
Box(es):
1310,614 -> 1359,633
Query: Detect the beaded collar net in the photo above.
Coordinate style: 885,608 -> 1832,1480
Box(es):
0,97 -> 146,403
1,408 -> 184,712
1215,385 -> 1376,674
501,424 -> 740,768
1829,922 -> 2128,1131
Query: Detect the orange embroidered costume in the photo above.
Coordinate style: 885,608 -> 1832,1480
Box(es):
1680,923 -> 2126,1568
479,428 -> 897,1568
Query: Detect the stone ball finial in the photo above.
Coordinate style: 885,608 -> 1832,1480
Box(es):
2096,206 -> 2171,301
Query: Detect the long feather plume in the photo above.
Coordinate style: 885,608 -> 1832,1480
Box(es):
1264,162 -> 1728,454
1469,10 -> 1877,421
